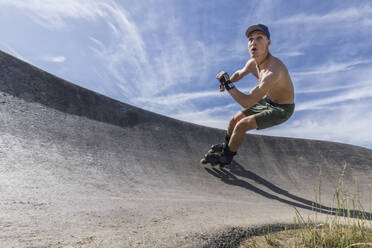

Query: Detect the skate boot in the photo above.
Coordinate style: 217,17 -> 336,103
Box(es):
208,143 -> 225,154
201,145 -> 236,167
208,134 -> 230,154
200,152 -> 222,166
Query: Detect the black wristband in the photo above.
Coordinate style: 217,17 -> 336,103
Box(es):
219,72 -> 235,91
224,80 -> 235,91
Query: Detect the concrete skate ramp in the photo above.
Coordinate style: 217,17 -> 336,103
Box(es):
1,50 -> 372,248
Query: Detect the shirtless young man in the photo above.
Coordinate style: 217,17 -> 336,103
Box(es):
201,24 -> 295,166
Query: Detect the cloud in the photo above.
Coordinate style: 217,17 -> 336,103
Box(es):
275,51 -> 304,57
3,0 -> 214,114
87,2 -> 213,101
270,4 -> 372,66
296,84 -> 372,111
291,57 -> 372,101
0,0 -> 105,30
135,90 -> 226,106
276,6 -> 372,26
296,84 -> 360,94
42,56 -> 66,63
172,103 -> 237,129
88,2 -> 149,97
88,37 -> 105,50
293,59 -> 372,77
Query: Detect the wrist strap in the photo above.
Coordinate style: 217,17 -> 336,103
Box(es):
224,80 -> 235,91
220,73 -> 235,91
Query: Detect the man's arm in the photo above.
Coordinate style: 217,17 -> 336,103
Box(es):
217,60 -> 254,92
229,59 -> 254,82
228,70 -> 280,108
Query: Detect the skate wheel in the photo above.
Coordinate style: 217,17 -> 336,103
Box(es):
200,158 -> 207,164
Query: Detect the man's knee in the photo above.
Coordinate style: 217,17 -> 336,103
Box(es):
234,116 -> 257,133
229,111 -> 246,126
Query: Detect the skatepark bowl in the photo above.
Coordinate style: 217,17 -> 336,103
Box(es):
1,49 -> 372,247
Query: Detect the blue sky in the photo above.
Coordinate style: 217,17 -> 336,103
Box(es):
1,0 -> 372,149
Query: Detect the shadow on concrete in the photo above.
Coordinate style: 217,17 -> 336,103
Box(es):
204,161 -> 372,221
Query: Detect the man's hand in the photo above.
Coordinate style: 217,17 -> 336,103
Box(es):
216,71 -> 226,91
216,71 -> 227,81
216,71 -> 235,91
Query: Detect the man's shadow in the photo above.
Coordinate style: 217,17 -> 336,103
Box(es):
204,161 -> 372,220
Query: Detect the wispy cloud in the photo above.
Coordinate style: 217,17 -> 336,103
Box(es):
270,4 -> 372,68
296,83 -> 363,94
135,90 -> 226,106
87,2 -> 212,100
293,59 -> 372,77
296,85 -> 372,111
0,0 -> 213,102
172,103 -> 237,129
5,0 -> 210,100
275,51 -> 304,58
42,56 -> 66,63
0,0 -> 105,30
88,2 -> 149,97
277,6 -> 372,26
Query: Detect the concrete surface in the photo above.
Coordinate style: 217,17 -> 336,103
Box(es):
0,50 -> 371,248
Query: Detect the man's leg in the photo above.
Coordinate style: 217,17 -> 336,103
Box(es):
209,111 -> 248,153
227,111 -> 249,137
202,113 -> 258,166
228,115 -> 258,152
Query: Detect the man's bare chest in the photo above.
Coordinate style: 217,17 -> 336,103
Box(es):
251,67 -> 266,83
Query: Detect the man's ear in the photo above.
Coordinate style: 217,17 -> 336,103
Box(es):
267,39 -> 271,46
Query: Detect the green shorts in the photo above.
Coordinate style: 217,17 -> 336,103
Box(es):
241,97 -> 295,130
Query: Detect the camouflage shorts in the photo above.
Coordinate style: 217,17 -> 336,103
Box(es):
241,97 -> 295,130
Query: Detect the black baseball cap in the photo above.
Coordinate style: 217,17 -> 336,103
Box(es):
245,24 -> 270,40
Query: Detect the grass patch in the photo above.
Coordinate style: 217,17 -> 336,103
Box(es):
239,164 -> 372,248
239,225 -> 372,248
238,225 -> 372,248
264,233 -> 280,247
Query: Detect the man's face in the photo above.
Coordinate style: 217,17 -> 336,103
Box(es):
248,31 -> 270,58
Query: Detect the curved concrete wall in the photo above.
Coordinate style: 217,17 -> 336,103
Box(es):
1,50 -> 371,247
